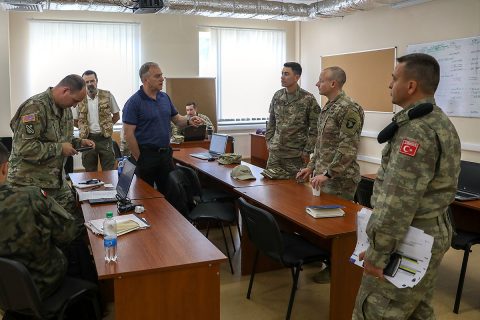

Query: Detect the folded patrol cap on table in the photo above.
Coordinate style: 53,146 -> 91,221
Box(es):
260,167 -> 292,180
230,165 -> 256,180
170,135 -> 184,144
218,153 -> 242,165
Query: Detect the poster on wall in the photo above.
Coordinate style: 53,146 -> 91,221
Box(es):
407,36 -> 480,118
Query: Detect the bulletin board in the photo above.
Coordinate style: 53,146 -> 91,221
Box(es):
321,47 -> 396,112
165,77 -> 217,127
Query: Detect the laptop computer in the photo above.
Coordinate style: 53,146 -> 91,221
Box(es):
455,160 -> 480,201
87,159 -> 136,204
190,133 -> 228,160
183,125 -> 207,142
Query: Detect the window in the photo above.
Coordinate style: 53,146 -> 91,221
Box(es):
28,20 -> 140,118
199,27 -> 286,125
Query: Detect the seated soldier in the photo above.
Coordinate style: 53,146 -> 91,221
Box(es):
171,101 -> 214,136
0,142 -> 78,299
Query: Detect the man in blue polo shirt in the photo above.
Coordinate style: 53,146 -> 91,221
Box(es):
123,62 -> 203,193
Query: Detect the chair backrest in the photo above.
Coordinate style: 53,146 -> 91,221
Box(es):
165,169 -> 195,218
175,164 -> 203,199
237,198 -> 284,263
112,140 -> 122,159
0,257 -> 44,319
355,177 -> 374,208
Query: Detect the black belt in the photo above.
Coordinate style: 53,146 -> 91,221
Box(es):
139,145 -> 171,153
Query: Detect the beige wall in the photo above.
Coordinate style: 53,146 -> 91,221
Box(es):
299,0 -> 480,174
5,10 -> 295,129
0,11 -> 10,137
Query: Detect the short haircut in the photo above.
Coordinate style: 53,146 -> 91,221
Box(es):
325,66 -> 346,87
185,102 -> 197,109
139,62 -> 159,81
82,70 -> 98,81
397,53 -> 440,94
0,142 -> 9,164
57,74 -> 85,92
284,62 -> 302,76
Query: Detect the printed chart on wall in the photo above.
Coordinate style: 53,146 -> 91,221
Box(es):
407,36 -> 480,118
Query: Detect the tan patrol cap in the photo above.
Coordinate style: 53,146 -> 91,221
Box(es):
230,165 -> 256,180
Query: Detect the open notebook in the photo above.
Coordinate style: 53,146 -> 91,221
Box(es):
85,214 -> 149,236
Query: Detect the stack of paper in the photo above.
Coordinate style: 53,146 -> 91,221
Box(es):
85,214 -> 150,236
78,190 -> 117,202
350,208 -> 434,289
305,205 -> 345,218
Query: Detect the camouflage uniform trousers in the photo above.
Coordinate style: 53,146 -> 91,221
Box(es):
353,212 -> 452,320
266,151 -> 305,177
322,177 -> 358,201
44,182 -> 85,233
82,133 -> 115,172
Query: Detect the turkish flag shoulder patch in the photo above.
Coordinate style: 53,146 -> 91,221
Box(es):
399,139 -> 419,157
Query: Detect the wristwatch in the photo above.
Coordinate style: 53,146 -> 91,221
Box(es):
323,170 -> 332,179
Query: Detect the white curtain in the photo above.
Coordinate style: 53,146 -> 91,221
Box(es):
28,20 -> 140,110
199,27 -> 286,123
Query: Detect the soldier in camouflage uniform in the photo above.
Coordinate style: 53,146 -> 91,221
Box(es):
265,62 -> 320,177
171,101 -> 214,136
73,70 -> 120,172
8,75 -> 94,225
353,53 -> 460,319
0,142 -> 78,299
297,66 -> 364,201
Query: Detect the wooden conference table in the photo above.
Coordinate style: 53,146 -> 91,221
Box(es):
173,148 -> 364,320
73,170 -> 227,320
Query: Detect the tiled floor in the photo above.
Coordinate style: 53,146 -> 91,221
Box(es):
2,228 -> 478,320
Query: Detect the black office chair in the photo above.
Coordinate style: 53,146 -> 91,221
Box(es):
354,177 -> 374,208
237,198 -> 329,320
175,163 -> 235,203
0,257 -> 101,320
112,140 -> 122,159
447,208 -> 480,313
165,169 -> 238,274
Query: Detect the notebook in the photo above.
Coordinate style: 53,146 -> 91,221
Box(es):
455,160 -> 480,201
81,159 -> 136,204
183,125 -> 207,142
305,205 -> 345,218
190,133 -> 228,160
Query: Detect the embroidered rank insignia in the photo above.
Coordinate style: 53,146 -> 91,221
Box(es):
399,139 -> 419,157
21,114 -> 36,123
40,189 -> 47,198
25,124 -> 35,135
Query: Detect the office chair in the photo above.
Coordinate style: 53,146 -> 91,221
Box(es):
237,198 -> 329,320
175,163 -> 235,203
112,140 -> 122,159
447,208 -> 480,313
354,177 -> 374,208
0,257 -> 101,320
166,169 -> 238,274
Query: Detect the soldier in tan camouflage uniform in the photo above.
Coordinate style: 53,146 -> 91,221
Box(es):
73,70 -> 120,172
8,75 -> 94,225
266,62 -> 320,177
353,53 -> 460,319
297,66 -> 364,201
171,101 -> 214,136
0,142 -> 78,299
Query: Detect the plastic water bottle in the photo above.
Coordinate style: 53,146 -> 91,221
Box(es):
117,156 -> 125,176
103,211 -> 118,262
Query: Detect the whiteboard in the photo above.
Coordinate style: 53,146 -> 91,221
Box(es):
407,36 -> 480,118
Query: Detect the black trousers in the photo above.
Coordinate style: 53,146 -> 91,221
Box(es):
136,146 -> 175,194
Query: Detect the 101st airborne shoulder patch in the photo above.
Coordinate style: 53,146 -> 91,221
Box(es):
341,110 -> 361,135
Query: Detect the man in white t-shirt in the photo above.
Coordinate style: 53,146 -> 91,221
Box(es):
73,70 -> 120,171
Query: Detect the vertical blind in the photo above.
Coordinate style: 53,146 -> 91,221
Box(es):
28,20 -> 140,110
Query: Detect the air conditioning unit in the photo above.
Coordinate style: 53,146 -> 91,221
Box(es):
133,0 -> 164,14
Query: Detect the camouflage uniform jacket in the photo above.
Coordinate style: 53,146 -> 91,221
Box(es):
265,86 -> 320,158
77,89 -> 114,139
307,91 -> 364,182
365,98 -> 461,269
171,113 -> 214,136
8,88 -> 82,189
0,184 -> 77,299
